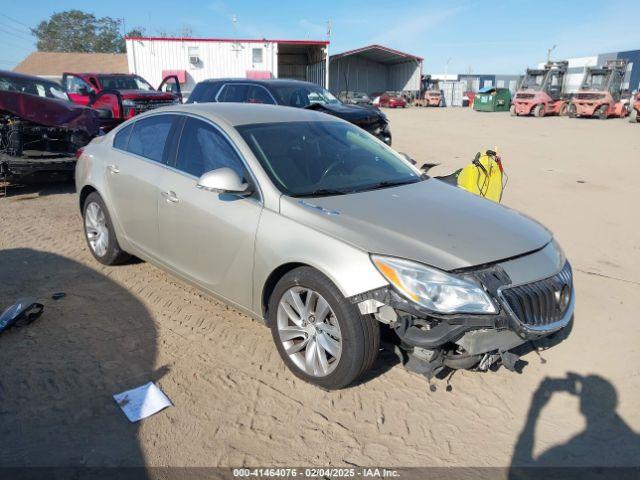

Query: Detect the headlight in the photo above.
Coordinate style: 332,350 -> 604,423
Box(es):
371,255 -> 497,314
121,99 -> 136,107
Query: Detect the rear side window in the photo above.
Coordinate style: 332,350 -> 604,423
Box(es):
218,84 -> 250,102
174,117 -> 245,178
188,82 -> 219,103
127,115 -> 174,162
113,124 -> 133,150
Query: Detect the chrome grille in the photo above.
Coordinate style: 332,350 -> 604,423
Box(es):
133,99 -> 175,114
500,262 -> 573,329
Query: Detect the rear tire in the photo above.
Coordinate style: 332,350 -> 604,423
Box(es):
631,110 -> 639,123
568,104 -> 577,118
268,267 -> 380,389
82,192 -> 131,265
534,104 -> 545,117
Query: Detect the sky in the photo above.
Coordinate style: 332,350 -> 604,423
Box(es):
1,0 -> 639,74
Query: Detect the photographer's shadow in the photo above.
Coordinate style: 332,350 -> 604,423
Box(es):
510,373 -> 640,477
0,248 -> 161,469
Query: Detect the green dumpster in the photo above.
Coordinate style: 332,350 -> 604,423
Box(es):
473,87 -> 511,112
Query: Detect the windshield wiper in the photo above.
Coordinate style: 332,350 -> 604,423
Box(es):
294,188 -> 350,198
356,179 -> 420,192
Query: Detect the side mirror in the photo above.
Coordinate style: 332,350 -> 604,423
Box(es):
197,167 -> 250,194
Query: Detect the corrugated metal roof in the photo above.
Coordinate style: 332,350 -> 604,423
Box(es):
13,51 -> 129,76
330,44 -> 423,64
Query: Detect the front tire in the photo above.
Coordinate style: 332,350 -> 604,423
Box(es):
510,105 -> 517,116
82,192 -> 131,265
631,110 -> 639,123
268,267 -> 380,389
534,104 -> 545,117
597,104 -> 609,120
568,104 -> 577,118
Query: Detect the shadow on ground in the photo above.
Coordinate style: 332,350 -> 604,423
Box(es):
509,372 -> 640,478
0,248 -> 159,468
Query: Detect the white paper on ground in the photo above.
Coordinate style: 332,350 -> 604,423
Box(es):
113,382 -> 172,422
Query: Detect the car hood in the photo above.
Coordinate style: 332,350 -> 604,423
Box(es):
0,90 -> 101,135
279,179 -> 552,271
308,102 -> 387,126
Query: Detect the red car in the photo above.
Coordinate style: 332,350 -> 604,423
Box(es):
379,92 -> 407,108
62,72 -> 182,127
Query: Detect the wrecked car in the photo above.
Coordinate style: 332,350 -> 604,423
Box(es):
187,78 -> 392,145
63,72 -> 182,126
76,103 -> 574,390
0,70 -> 101,182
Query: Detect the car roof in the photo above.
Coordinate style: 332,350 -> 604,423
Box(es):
0,69 -> 61,86
199,78 -> 320,88
67,72 -> 135,77
152,102 -> 344,127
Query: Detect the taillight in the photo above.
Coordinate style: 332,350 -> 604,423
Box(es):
75,147 -> 84,159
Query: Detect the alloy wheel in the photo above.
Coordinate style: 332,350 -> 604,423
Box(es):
84,201 -> 109,257
276,287 -> 342,377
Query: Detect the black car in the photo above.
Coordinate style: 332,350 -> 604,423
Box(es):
187,79 -> 392,145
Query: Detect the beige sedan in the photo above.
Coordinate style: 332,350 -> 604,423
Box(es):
76,103 -> 573,389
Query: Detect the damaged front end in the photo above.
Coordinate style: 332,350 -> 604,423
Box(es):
351,243 -> 575,380
0,74 -> 101,183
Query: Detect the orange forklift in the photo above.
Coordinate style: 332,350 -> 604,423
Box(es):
511,61 -> 569,117
569,59 -> 631,120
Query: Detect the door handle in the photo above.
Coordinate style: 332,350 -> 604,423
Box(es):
106,164 -> 120,174
161,190 -> 180,204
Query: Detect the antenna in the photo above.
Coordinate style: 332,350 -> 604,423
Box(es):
326,20 -> 332,39
547,44 -> 557,63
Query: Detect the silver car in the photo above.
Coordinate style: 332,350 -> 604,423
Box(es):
76,103 -> 574,389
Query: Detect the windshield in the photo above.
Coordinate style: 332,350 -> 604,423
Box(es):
98,75 -> 155,91
522,71 -> 546,90
270,84 -> 341,108
582,72 -> 608,91
0,75 -> 68,100
238,121 -> 421,197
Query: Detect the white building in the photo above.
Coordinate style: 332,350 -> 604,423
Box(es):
125,36 -> 330,96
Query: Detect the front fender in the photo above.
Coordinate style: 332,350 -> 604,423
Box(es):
253,208 -> 387,316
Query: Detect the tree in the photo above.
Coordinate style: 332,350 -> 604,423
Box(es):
31,10 -> 126,53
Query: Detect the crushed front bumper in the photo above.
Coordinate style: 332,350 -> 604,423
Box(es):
1,153 -> 76,182
351,244 -> 574,361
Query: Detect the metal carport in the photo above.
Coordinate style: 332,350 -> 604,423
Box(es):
329,44 -> 423,97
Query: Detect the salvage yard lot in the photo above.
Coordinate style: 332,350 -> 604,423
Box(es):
1,107 -> 639,468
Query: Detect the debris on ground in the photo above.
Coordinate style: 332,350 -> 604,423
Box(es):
0,298 -> 44,333
113,382 -> 172,422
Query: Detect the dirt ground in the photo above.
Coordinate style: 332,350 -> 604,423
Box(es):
1,108 -> 639,471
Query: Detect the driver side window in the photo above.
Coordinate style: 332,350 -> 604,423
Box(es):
174,117 -> 246,179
